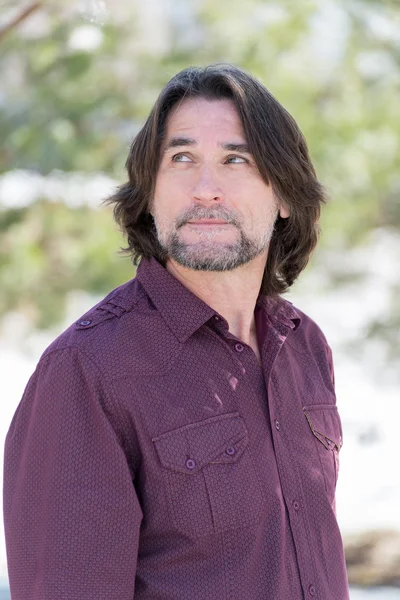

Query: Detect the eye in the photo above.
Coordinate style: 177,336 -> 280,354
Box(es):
225,155 -> 248,164
172,153 -> 192,162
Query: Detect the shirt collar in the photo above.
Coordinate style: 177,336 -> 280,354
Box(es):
136,257 -> 217,343
136,256 -> 301,342
256,294 -> 302,331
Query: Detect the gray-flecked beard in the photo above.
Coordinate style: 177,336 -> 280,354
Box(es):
154,205 -> 277,272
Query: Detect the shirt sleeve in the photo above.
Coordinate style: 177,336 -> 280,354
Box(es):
3,346 -> 143,600
323,336 -> 335,390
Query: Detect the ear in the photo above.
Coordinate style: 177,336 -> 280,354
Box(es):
278,205 -> 290,219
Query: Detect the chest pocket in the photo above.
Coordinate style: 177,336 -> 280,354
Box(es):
152,412 -> 264,538
303,404 -> 343,505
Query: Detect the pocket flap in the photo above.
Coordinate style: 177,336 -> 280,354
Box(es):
152,412 -> 249,475
303,405 -> 343,451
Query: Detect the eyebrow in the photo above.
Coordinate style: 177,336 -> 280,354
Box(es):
163,137 -> 196,151
221,142 -> 251,154
163,137 -> 251,154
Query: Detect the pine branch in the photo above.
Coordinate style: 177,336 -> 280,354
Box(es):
0,2 -> 43,43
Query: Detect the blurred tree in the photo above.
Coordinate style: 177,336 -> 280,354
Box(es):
0,0 -> 399,367
0,199 -> 127,328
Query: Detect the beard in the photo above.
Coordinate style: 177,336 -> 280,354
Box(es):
153,204 -> 278,272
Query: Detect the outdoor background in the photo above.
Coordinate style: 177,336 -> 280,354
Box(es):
0,1 -> 399,598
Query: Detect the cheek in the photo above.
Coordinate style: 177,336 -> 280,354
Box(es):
152,191 -> 184,226
154,172 -> 188,203
156,168 -> 192,189
231,185 -> 277,220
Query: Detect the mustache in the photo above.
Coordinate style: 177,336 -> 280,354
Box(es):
175,205 -> 242,228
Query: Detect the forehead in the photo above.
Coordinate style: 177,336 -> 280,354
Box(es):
164,97 -> 246,140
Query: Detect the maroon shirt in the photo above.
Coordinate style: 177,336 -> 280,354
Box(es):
3,257 -> 349,599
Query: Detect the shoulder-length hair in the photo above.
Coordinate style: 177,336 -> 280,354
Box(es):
107,63 -> 327,296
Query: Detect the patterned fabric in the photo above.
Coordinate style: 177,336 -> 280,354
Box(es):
3,257 -> 349,599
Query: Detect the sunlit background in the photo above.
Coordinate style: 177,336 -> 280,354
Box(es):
1,1 -> 399,598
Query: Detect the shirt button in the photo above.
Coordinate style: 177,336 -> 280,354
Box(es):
309,584 -> 316,596
185,458 -> 196,470
293,500 -> 300,511
275,420 -> 280,431
214,315 -> 220,321
79,320 -> 91,326
225,446 -> 236,456
235,343 -> 244,352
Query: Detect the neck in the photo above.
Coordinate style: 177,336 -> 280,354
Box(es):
165,252 -> 266,345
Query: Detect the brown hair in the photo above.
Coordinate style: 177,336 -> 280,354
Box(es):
107,63 -> 327,296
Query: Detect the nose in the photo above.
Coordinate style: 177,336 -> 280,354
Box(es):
191,164 -> 224,204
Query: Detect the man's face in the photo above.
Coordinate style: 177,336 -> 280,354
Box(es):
151,97 -> 289,271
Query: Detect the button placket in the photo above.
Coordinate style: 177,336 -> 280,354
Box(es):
265,321 -> 324,598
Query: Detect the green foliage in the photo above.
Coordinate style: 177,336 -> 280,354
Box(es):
0,199 -> 134,328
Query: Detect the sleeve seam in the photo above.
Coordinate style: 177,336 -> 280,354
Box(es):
40,344 -> 138,455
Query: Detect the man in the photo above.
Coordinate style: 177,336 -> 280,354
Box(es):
3,64 -> 349,599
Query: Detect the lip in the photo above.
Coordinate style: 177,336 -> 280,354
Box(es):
186,220 -> 231,225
